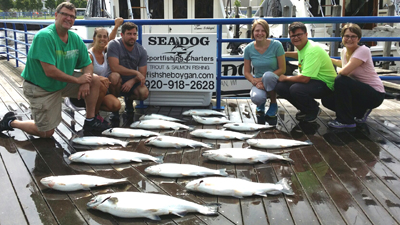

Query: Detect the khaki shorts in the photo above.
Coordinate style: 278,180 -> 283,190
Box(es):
23,72 -> 83,132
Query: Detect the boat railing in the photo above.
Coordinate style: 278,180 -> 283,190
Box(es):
1,16 -> 400,109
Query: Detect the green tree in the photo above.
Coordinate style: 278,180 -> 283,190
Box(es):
0,0 -> 14,11
45,0 -> 56,10
15,0 -> 25,11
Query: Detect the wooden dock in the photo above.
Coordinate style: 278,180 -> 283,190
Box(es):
1,59 -> 400,225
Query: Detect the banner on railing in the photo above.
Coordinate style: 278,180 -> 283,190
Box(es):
143,34 -> 217,92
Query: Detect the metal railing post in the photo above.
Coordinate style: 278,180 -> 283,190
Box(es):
213,24 -> 224,110
136,24 -> 147,109
23,24 -> 29,55
282,6 -> 290,51
383,3 -> 395,69
12,23 -> 19,67
330,5 -> 341,57
4,22 -> 9,61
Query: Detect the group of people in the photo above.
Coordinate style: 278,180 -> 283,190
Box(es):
245,19 -> 384,129
0,2 -> 149,137
0,2 -> 386,138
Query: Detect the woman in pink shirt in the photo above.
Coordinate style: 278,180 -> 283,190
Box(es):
322,23 -> 385,128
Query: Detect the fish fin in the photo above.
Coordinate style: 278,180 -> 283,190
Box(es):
81,185 -> 91,191
199,205 -> 219,215
154,155 -> 164,163
188,125 -> 196,131
277,178 -> 295,195
130,158 -> 143,163
233,190 -> 244,198
172,211 -> 187,217
144,212 -> 161,220
218,168 -> 229,176
254,192 -> 268,197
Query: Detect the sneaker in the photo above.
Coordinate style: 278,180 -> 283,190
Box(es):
83,117 -> 110,132
355,109 -> 372,123
265,103 -> 277,117
302,108 -> 321,122
328,120 -> 356,129
95,114 -> 105,123
64,97 -> 85,111
0,112 -> 17,132
256,104 -> 265,116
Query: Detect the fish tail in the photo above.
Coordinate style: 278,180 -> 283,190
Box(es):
188,125 -> 196,131
199,204 -> 219,215
277,178 -> 295,195
281,153 -> 294,163
304,140 -> 313,145
218,168 -> 229,176
154,155 -> 164,163
117,177 -> 130,184
122,142 -> 129,148
204,143 -> 214,148
252,131 -> 261,138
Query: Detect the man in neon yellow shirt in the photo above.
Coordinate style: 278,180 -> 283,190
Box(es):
0,2 -> 109,137
276,22 -> 337,122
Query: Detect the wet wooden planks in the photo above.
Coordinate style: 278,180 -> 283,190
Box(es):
1,60 -> 400,224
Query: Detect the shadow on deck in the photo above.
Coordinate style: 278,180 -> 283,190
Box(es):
1,60 -> 400,225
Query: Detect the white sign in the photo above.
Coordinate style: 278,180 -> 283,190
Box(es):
143,34 -> 217,92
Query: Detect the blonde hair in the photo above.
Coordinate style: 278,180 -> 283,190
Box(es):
251,19 -> 270,39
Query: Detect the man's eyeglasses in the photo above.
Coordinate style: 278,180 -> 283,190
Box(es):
58,11 -> 76,19
343,35 -> 358,40
290,33 -> 305,39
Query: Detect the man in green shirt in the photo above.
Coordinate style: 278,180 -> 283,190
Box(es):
0,2 -> 109,137
276,22 -> 337,122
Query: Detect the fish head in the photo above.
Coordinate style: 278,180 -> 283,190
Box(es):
101,128 -> 113,135
246,139 -> 258,145
185,178 -> 205,190
68,152 -> 85,161
144,136 -> 158,145
87,195 -> 115,209
40,176 -> 56,188
130,121 -> 141,128
222,123 -> 231,128
201,151 -> 215,158
144,165 -> 161,174
189,130 -> 199,136
182,110 -> 192,116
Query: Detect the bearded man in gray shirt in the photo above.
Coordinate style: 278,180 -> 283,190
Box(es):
107,22 -> 149,120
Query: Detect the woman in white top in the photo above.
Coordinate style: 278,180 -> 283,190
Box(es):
322,23 -> 385,128
67,18 -> 123,121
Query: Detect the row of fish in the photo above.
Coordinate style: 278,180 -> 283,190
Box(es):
41,174 -> 293,197
85,177 -> 293,220
72,134 -> 312,149
131,118 -> 272,131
